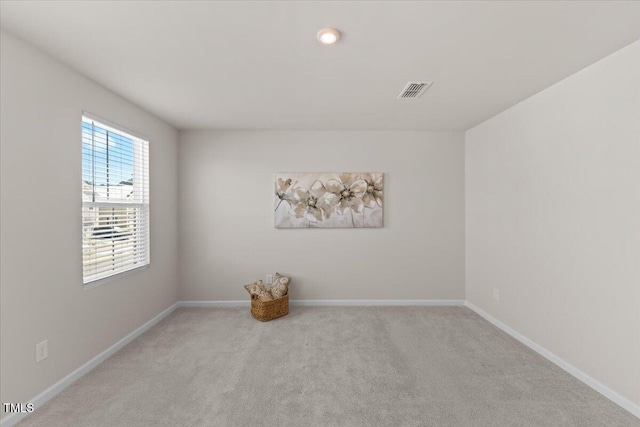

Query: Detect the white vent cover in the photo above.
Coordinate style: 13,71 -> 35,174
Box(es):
397,81 -> 433,99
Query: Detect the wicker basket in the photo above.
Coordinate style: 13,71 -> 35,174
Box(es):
251,294 -> 289,322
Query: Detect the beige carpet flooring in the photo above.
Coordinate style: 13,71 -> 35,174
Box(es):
15,306 -> 640,427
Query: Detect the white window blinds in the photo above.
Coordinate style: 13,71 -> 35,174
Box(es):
82,115 -> 149,284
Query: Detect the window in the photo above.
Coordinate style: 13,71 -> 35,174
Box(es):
82,114 -> 149,284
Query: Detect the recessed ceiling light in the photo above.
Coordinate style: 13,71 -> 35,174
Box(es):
317,28 -> 340,45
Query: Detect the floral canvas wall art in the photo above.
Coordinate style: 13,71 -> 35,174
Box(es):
274,173 -> 383,228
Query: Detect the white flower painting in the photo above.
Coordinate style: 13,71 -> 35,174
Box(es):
274,173 -> 383,228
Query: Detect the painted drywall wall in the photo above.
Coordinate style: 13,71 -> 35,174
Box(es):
0,30 -> 179,416
178,130 -> 465,301
465,40 -> 640,408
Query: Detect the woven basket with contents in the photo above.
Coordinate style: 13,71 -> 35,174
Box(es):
251,294 -> 288,322
244,273 -> 291,322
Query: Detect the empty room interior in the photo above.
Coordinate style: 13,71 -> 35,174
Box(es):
1,1 -> 639,426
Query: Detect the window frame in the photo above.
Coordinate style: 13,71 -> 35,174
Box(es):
81,112 -> 150,287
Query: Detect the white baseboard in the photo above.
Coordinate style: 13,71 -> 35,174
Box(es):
0,303 -> 179,427
290,299 -> 464,306
464,301 -> 640,419
178,299 -> 465,307
178,300 -> 249,307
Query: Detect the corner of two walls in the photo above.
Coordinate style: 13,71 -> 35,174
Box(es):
464,40 -> 640,408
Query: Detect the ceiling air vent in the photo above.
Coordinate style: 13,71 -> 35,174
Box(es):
397,81 -> 433,99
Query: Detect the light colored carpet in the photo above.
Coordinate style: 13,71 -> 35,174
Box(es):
16,306 -> 639,427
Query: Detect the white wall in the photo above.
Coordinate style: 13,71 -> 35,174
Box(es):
178,130 -> 465,301
0,30 -> 179,415
466,40 -> 640,408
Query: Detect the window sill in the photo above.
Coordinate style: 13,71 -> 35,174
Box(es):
83,264 -> 150,290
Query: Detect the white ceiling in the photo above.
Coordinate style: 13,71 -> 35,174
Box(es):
1,1 -> 639,131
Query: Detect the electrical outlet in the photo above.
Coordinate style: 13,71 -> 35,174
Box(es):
36,340 -> 48,362
493,288 -> 499,301
266,275 -> 273,285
